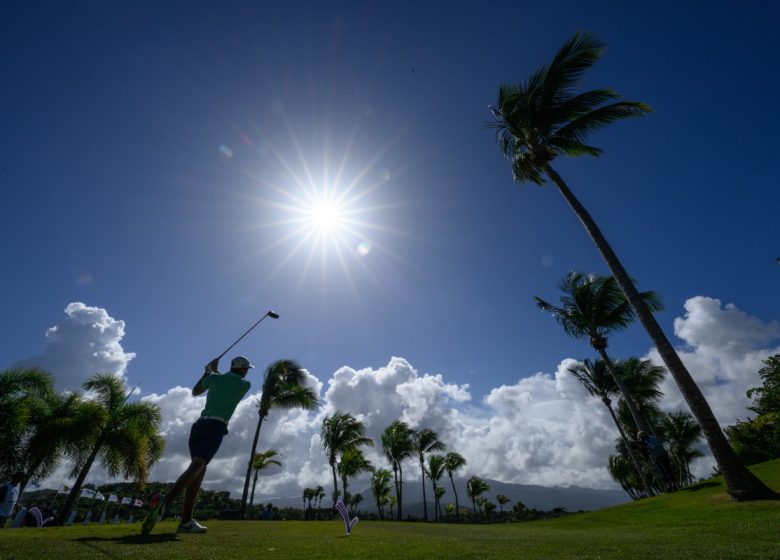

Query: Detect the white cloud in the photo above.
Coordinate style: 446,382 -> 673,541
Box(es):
15,302 -> 136,392
31,297 -> 780,502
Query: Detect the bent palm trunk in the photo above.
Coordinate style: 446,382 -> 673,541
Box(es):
545,163 -> 777,501
241,412 -> 266,517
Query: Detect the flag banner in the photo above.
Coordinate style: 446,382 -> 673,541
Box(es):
98,511 -> 106,524
58,484 -> 70,494
121,497 -> 131,505
95,492 -> 105,501
82,511 -> 93,525
335,499 -> 358,536
108,494 -> 118,503
111,514 -> 120,524
80,488 -> 96,499
65,510 -> 77,526
133,499 -> 143,508
127,515 -> 134,524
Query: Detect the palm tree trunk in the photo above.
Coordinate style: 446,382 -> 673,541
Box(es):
241,411 -> 266,517
342,475 -> 348,503
58,436 -> 103,523
397,463 -> 404,520
431,480 -> 438,522
249,469 -> 259,519
448,473 -> 460,523
602,398 -> 654,497
545,163 -> 778,501
419,457 -> 428,521
330,462 -> 339,508
392,466 -> 400,520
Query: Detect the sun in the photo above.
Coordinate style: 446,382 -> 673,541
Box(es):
307,200 -> 343,232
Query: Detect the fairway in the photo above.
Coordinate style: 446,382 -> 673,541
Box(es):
2,461 -> 779,560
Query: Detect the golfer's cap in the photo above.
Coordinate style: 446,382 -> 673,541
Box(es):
231,356 -> 254,370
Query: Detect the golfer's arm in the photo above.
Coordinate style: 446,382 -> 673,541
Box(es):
192,373 -> 209,396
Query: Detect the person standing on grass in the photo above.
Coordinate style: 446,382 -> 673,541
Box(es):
142,356 -> 254,535
0,472 -> 25,528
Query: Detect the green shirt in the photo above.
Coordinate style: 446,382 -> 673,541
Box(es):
200,371 -> 251,423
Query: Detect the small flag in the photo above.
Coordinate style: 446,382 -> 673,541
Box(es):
95,492 -> 105,501
80,488 -> 96,499
121,497 -> 131,505
133,499 -> 143,508
335,500 -> 358,536
58,484 -> 70,494
108,494 -> 118,503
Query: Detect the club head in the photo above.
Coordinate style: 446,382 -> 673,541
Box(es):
267,310 -> 280,319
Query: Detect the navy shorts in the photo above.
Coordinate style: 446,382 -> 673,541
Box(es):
188,418 -> 228,464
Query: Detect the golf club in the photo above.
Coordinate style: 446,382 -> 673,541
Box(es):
215,310 -> 280,362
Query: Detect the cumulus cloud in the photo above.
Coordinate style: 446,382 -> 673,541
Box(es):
646,297 -> 780,425
15,302 -> 136,392
32,297 -> 780,502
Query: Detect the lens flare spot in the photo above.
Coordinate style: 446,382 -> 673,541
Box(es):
357,242 -> 371,257
219,144 -> 234,159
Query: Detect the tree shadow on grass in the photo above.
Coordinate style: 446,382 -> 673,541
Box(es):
75,533 -> 180,545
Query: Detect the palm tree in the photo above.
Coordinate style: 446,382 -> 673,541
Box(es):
241,359 -> 318,516
0,368 -> 55,480
444,452 -> 467,523
248,449 -> 282,517
387,495 -> 397,520
381,420 -> 414,520
338,447 -> 373,503
466,476 -> 490,522
321,411 -> 373,507
302,487 -> 312,517
412,428 -> 445,521
427,454 -> 447,521
568,358 -> 652,496
349,493 -> 363,517
496,494 -> 510,521
17,391 -> 97,497
490,30 -> 776,501
660,410 -> 704,487
59,374 -> 164,523
371,468 -> 393,519
536,271 -> 660,436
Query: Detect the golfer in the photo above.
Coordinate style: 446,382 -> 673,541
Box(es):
142,356 -> 253,534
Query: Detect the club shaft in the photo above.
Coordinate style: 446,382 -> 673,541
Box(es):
216,312 -> 273,361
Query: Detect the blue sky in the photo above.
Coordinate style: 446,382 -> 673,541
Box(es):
2,2 -> 780,492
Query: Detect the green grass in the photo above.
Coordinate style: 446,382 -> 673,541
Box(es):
2,461 -> 779,560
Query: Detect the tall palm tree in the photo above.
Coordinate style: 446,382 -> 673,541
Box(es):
338,447 -> 373,503
241,359 -> 318,516
248,449 -> 282,517
371,468 -> 393,520
466,476 -> 490,522
381,420 -> 414,520
302,487 -> 312,516
427,454 -> 447,522
434,486 -> 446,520
490,30 -> 775,501
568,358 -> 652,496
412,428 -> 446,521
444,451 -> 467,523
320,411 -> 373,507
536,271 -> 660,436
59,374 -> 164,523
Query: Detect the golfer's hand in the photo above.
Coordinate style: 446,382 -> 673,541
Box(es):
205,358 -> 219,374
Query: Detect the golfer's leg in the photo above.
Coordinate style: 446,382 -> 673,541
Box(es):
181,464 -> 207,524
167,458 -> 206,505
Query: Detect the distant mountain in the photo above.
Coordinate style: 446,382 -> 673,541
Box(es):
253,478 -> 629,516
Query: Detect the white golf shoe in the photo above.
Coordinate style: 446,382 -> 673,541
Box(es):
177,519 -> 208,533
